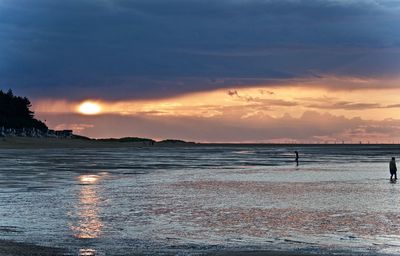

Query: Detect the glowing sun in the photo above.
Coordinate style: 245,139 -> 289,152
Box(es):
78,101 -> 102,115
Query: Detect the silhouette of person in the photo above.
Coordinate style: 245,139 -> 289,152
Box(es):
295,151 -> 299,166
390,157 -> 397,180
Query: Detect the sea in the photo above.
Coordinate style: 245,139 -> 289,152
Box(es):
1,145 -> 400,255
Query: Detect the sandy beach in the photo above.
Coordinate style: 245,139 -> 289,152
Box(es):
0,137 -> 196,149
0,137 -> 148,149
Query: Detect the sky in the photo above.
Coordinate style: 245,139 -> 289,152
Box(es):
1,0 -> 400,142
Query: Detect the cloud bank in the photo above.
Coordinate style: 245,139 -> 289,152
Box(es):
1,0 -> 399,100
32,85 -> 400,142
38,111 -> 400,143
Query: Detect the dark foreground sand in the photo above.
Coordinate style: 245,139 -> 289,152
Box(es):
2,240 -> 321,256
209,252 -> 332,256
0,242 -> 349,256
0,240 -> 64,256
0,240 -> 389,256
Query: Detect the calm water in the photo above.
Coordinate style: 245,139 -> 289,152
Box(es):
1,145 -> 400,255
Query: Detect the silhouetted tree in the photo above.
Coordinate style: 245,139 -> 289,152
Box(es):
0,89 -> 48,131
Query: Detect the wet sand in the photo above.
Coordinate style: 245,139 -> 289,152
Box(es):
209,251 -> 346,256
0,240 -> 381,256
1,146 -> 399,255
0,241 -> 391,256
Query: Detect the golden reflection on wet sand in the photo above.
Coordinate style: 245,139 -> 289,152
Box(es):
160,180 -> 400,239
169,180 -> 377,194
79,175 -> 100,184
150,205 -> 400,239
78,248 -> 98,256
70,174 -> 103,239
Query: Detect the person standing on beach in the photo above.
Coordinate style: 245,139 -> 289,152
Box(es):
295,151 -> 299,166
390,157 -> 397,180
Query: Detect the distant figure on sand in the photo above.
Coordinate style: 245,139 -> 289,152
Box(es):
295,151 -> 299,166
390,157 -> 397,180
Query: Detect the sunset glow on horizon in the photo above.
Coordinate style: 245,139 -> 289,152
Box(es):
33,80 -> 400,143
35,81 -> 400,120
77,101 -> 102,115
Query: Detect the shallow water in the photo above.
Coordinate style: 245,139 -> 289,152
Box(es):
1,145 -> 400,255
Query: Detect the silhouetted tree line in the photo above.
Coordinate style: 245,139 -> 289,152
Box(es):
0,89 -> 48,131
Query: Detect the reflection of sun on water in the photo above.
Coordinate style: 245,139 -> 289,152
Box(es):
79,175 -> 99,184
70,174 -> 103,239
79,248 -> 98,256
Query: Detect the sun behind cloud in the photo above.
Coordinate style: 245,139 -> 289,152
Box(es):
78,101 -> 102,115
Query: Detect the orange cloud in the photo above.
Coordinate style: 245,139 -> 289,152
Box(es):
32,83 -> 400,142
33,85 -> 400,119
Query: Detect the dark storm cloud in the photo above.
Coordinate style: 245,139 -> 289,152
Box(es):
1,0 -> 399,100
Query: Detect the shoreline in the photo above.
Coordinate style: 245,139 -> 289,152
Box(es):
1,137 -> 399,149
0,137 -> 195,149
